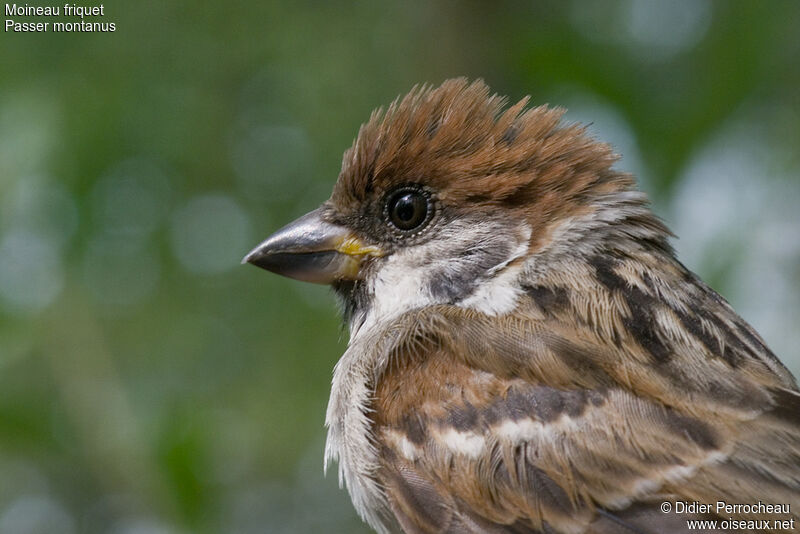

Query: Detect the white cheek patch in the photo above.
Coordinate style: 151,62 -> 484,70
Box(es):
373,255 -> 430,315
350,220 -> 531,339
352,251 -> 433,338
458,226 -> 530,316
458,263 -> 524,316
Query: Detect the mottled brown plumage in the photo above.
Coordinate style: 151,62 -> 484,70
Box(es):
245,79 -> 800,534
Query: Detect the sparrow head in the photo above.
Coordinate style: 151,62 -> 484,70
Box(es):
245,78 -> 670,332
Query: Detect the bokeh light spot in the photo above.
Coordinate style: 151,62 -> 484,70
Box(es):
0,495 -> 75,534
109,518 -> 180,534
0,230 -> 63,314
0,90 -> 58,184
625,0 -> 712,59
570,0 -> 713,61
1,176 -> 79,250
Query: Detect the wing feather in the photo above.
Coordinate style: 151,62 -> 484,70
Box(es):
373,298 -> 800,533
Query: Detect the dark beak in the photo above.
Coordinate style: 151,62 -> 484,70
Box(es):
242,208 -> 383,284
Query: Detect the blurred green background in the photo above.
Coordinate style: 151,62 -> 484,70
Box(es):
1,1 -> 799,533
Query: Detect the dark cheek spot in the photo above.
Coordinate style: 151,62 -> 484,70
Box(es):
426,242 -> 515,303
427,274 -> 470,303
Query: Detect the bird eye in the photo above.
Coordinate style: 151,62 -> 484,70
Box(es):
385,188 -> 431,232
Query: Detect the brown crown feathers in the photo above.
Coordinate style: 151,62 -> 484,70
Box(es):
330,79 -> 668,257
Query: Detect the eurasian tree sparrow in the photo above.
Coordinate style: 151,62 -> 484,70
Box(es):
244,79 -> 800,534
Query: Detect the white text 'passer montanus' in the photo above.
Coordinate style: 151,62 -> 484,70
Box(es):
244,79 -> 800,534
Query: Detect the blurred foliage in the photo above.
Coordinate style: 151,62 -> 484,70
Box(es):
0,1 -> 799,533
